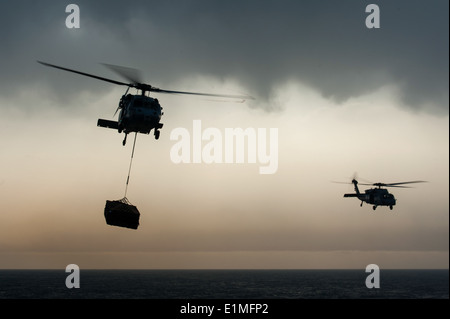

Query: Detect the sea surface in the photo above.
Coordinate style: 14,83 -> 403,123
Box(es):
0,269 -> 448,299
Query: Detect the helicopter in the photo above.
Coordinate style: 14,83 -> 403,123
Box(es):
338,178 -> 426,211
38,61 -> 252,146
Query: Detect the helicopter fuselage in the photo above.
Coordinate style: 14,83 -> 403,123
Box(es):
358,188 -> 396,207
38,61 -> 252,146
118,94 -> 162,134
98,94 -> 164,144
344,179 -> 396,210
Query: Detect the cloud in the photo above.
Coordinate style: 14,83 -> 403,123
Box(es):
0,0 -> 448,114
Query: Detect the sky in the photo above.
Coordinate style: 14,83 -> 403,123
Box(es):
0,0 -> 448,270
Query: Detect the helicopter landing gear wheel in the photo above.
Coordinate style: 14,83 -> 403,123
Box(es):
389,205 -> 393,210
154,130 -> 160,140
373,206 -> 377,211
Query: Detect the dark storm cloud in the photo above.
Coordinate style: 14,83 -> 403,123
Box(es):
0,0 -> 448,113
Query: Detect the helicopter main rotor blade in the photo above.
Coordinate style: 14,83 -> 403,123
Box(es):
38,61 -> 131,87
101,63 -> 142,85
384,185 -> 413,188
379,181 -> 427,187
384,181 -> 427,186
370,181 -> 427,188
151,87 -> 254,100
39,61 -> 254,99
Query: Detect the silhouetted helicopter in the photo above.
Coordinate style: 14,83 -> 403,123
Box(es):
336,178 -> 426,210
38,61 -> 252,145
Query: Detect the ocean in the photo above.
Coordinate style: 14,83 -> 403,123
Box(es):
0,269 -> 447,299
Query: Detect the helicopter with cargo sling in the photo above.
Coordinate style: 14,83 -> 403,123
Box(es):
38,61 -> 252,146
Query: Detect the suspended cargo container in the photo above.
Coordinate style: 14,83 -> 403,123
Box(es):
104,197 -> 140,230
